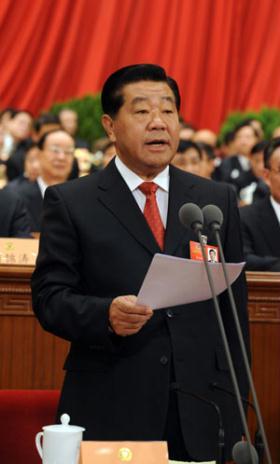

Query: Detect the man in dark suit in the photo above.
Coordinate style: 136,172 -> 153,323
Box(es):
15,129 -> 75,232
240,137 -> 280,271
32,64 -> 249,462
0,188 -> 31,237
217,121 -> 259,195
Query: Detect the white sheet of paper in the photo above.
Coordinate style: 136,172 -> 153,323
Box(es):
137,254 -> 244,310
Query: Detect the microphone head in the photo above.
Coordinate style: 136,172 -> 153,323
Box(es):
202,204 -> 223,231
232,441 -> 259,464
178,203 -> 203,232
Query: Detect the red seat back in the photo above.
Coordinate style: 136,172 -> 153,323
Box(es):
0,389 -> 59,464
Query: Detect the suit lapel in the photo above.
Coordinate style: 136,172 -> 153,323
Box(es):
97,162 -> 160,255
164,166 -> 200,256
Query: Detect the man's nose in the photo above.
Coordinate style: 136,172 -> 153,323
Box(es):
148,111 -> 167,129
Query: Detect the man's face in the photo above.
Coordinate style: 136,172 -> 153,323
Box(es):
59,110 -> 78,136
264,147 -> 280,204
172,148 -> 201,175
9,112 -> 32,141
24,147 -> 41,181
250,152 -> 264,179
102,81 -> 180,179
40,131 -> 74,183
234,126 -> 258,157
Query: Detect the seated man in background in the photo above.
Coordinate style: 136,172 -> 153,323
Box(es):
0,188 -> 31,237
218,121 -> 260,195
239,141 -> 269,205
197,142 -> 216,179
240,137 -> 280,271
58,108 -> 90,149
5,142 -> 41,191
172,139 -> 202,175
17,129 -> 75,232
5,110 -> 33,181
192,129 -> 217,147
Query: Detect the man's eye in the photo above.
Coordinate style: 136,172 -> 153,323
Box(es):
136,110 -> 148,114
163,109 -> 173,114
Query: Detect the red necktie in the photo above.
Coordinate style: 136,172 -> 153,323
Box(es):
139,182 -> 165,250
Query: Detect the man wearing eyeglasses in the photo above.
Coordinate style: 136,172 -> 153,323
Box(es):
17,129 -> 75,232
240,137 -> 280,271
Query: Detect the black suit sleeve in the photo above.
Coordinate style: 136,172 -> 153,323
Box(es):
10,195 -> 33,238
240,208 -> 280,271
31,186 -> 115,349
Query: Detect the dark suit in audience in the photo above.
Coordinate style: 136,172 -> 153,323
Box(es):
240,196 -> 280,271
0,189 -> 32,237
15,181 -> 43,233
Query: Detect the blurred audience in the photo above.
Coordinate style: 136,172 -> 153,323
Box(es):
239,141 -> 269,205
192,129 -> 217,147
5,110 -> 33,181
33,113 -> 61,140
15,129 -> 75,232
197,143 -> 216,179
179,121 -> 196,141
0,188 -> 32,237
240,137 -> 280,271
217,121 -> 260,195
58,108 -> 90,149
6,142 -> 41,192
172,140 -> 202,175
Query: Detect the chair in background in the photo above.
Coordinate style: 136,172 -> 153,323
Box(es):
0,389 -> 59,464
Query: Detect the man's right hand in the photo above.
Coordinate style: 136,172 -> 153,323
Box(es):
109,295 -> 153,336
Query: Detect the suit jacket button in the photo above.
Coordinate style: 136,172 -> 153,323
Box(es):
166,309 -> 174,318
160,356 -> 168,365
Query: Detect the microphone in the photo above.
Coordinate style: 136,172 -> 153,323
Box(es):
202,204 -> 271,464
210,383 -> 264,463
171,382 -> 225,464
179,203 -> 258,464
178,202 -> 204,233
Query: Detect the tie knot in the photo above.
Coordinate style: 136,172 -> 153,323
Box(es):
139,182 -> 158,197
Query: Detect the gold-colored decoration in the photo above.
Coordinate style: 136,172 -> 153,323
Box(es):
118,447 -> 133,462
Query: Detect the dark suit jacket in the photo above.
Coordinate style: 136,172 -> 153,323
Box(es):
32,162 -> 249,461
17,181 -> 43,232
240,196 -> 280,271
0,188 -> 32,237
215,155 -> 255,194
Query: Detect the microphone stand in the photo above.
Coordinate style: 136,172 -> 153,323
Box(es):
171,383 -> 225,464
194,225 -> 257,464
210,383 -> 264,464
211,225 -> 272,464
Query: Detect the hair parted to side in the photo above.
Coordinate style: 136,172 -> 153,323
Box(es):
101,64 -> 181,117
264,137 -> 280,168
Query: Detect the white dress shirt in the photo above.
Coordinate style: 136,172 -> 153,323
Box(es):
37,176 -> 49,198
115,156 -> 169,227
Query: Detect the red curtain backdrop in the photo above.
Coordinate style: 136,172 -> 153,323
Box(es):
1,0 -> 280,132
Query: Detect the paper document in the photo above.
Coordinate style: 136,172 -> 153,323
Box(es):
137,254 -> 244,310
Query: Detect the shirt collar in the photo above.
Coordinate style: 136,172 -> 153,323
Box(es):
37,176 -> 49,198
115,156 -> 169,192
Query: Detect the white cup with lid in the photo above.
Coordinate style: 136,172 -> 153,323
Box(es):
35,413 -> 85,464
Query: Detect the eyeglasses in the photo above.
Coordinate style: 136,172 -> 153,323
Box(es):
46,145 -> 75,156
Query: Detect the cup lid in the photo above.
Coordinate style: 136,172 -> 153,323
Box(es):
43,413 -> 85,433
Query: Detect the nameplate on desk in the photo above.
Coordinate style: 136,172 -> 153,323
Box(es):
79,441 -> 168,464
0,238 -> 39,265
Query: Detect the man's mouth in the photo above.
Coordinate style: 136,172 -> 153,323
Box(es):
145,139 -> 169,146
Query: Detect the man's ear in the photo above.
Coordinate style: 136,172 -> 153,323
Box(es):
101,114 -> 116,142
262,168 -> 271,188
